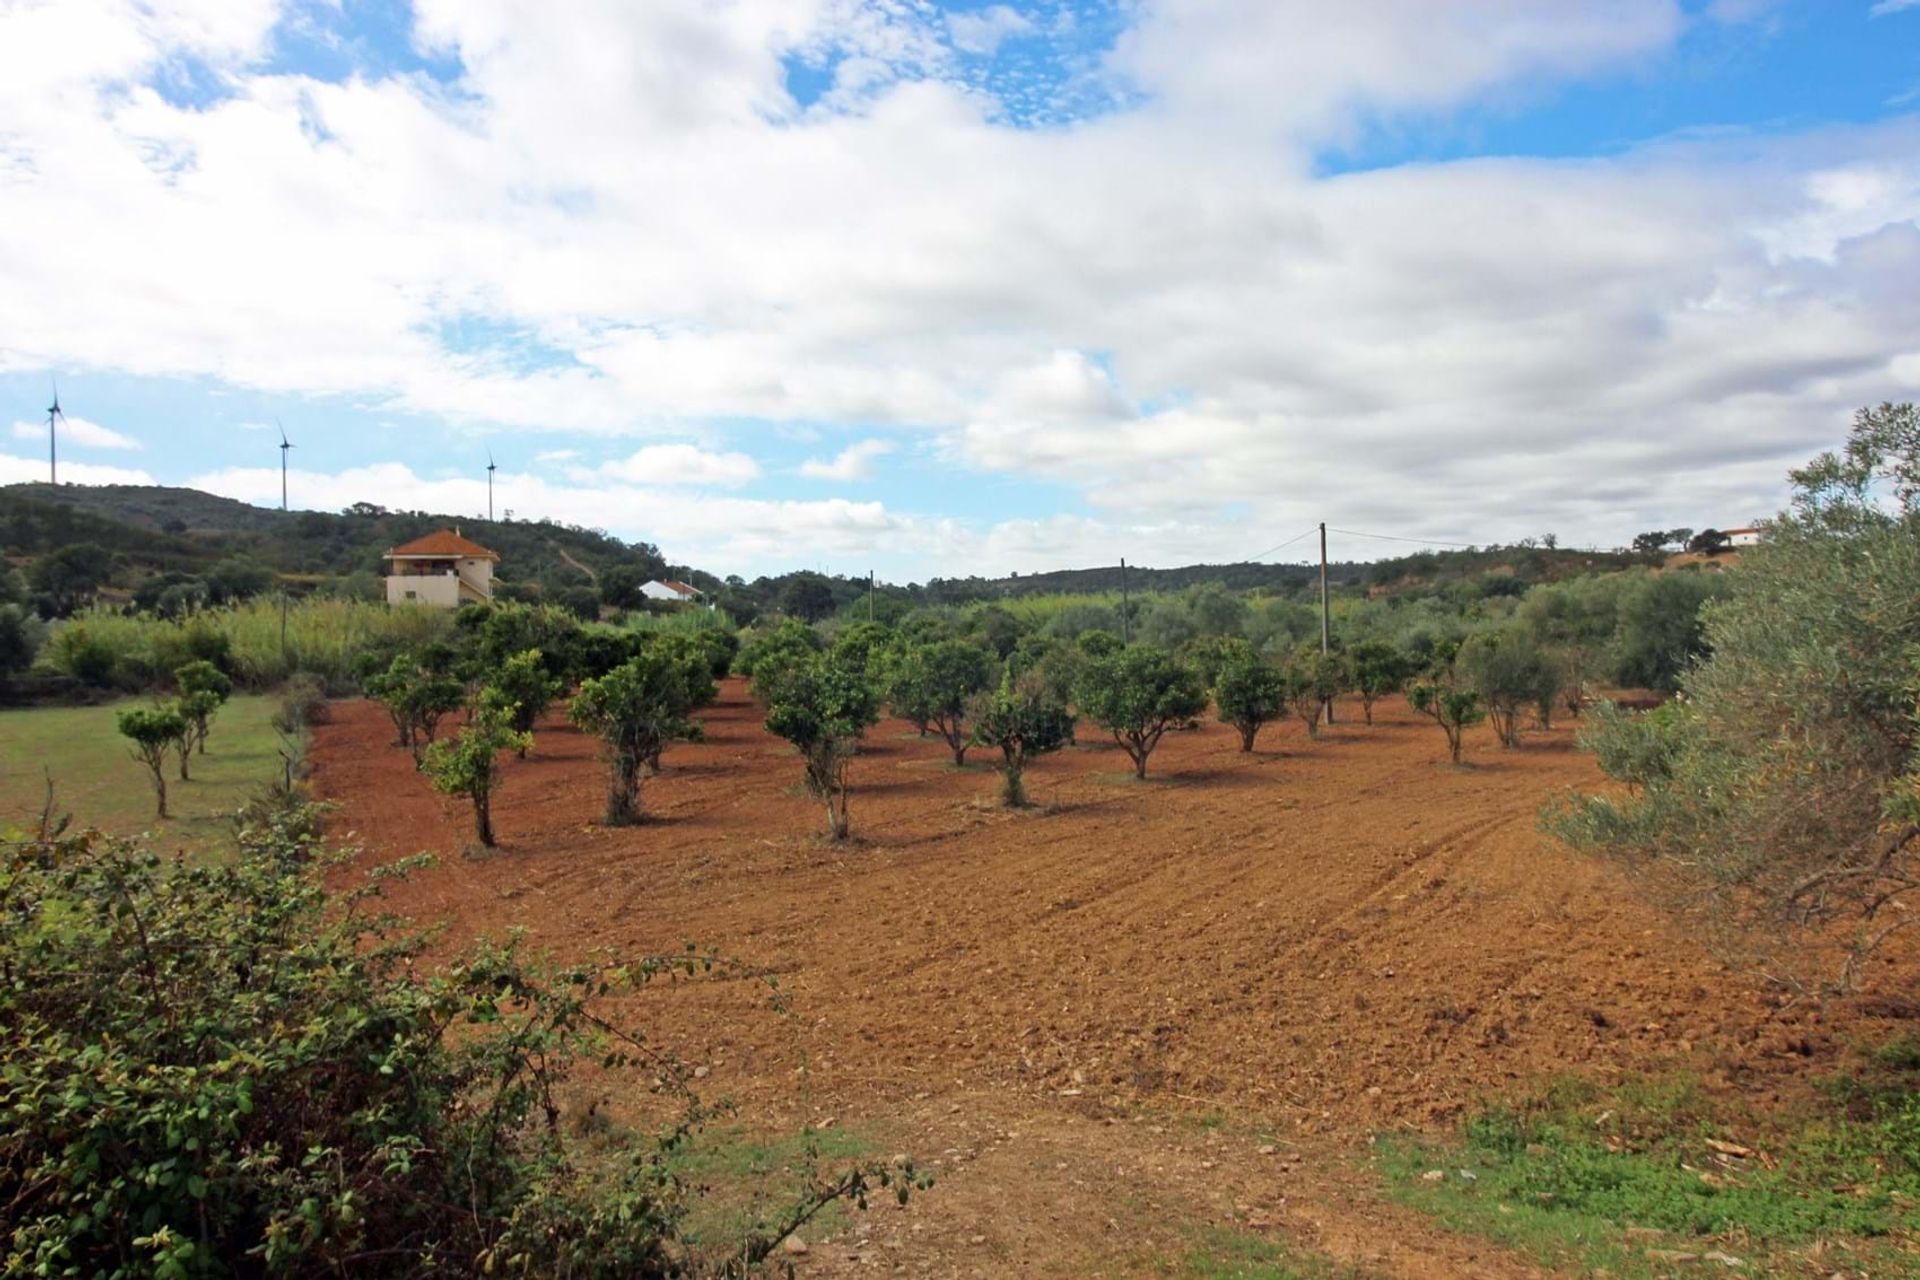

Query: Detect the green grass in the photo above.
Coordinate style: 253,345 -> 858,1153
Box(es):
668,1125 -> 876,1249
1379,1068 -> 1920,1278
0,695 -> 289,848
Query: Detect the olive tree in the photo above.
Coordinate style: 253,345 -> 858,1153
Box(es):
969,672 -> 1075,806
1459,630 -> 1563,747
118,705 -> 187,817
890,640 -> 996,765
1075,646 -> 1208,780
1551,403 -> 1920,992
423,691 -> 531,848
764,655 -> 881,839
1212,642 -> 1287,752
569,650 -> 704,825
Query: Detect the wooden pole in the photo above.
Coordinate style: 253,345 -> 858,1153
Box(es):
1120,557 -> 1130,645
1320,523 -> 1334,724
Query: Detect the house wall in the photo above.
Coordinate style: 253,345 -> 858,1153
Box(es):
387,573 -> 463,608
385,557 -> 495,609
640,581 -> 690,602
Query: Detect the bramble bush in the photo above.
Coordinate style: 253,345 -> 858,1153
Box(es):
0,800 -> 925,1277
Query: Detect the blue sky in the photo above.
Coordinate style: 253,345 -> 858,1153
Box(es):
2,0 -> 1919,579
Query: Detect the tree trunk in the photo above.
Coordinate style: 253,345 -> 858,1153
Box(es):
827,788 -> 850,839
475,793 -> 495,846
177,748 -> 190,781
951,743 -> 968,766
605,761 -> 641,826
1447,726 -> 1463,764
1362,697 -> 1375,726
1001,765 -> 1027,808
150,768 -> 168,819
1239,723 -> 1257,752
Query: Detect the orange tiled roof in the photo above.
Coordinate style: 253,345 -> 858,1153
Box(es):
386,529 -> 500,560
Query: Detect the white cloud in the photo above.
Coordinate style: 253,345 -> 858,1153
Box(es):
947,5 -> 1033,56
0,450 -> 153,486
799,438 -> 895,481
1,2 -> 1918,572
586,443 -> 759,487
1871,0 -> 1920,16
12,416 -> 142,450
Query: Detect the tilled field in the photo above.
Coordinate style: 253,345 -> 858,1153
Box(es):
310,681 -> 1888,1277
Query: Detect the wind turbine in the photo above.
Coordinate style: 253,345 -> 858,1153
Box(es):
46,378 -> 64,486
277,419 -> 294,511
486,449 -> 497,522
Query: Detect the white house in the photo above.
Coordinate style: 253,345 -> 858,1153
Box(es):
1723,526 -> 1761,548
384,529 -> 500,608
640,579 -> 704,605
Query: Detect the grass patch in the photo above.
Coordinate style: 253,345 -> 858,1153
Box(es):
669,1125 -> 877,1249
0,695 -> 289,849
1380,1067 -> 1920,1278
1143,1226 -> 1365,1279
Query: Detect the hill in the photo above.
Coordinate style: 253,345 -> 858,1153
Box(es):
0,483 -> 680,597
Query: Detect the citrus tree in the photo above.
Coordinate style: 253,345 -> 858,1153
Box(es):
1281,650 -> 1344,740
1212,642 -> 1287,752
1407,642 -> 1485,764
1346,640 -> 1413,726
364,652 -> 466,765
969,672 -> 1076,806
490,647 -> 565,756
764,655 -> 881,839
422,691 -> 531,847
1075,646 -> 1208,779
569,650 -> 705,825
890,640 -> 996,765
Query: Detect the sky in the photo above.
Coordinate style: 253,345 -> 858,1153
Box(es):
1,1 -> 1919,581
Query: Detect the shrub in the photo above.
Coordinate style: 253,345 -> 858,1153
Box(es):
1075,646 -> 1208,780
0,603 -> 45,674
737,618 -> 823,691
1213,642 -> 1288,752
272,672 -> 330,734
46,622 -> 121,686
969,672 -> 1075,806
570,651 -> 705,825
764,654 -> 881,839
0,807 -> 920,1275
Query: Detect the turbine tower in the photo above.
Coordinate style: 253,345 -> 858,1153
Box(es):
486,450 -> 497,522
46,379 -> 64,485
277,420 -> 295,511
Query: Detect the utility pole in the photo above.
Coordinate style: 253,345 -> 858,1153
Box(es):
1319,522 -> 1334,725
868,570 -> 875,622
1120,557 -> 1130,645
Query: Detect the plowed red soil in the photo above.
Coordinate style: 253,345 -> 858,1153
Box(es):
310,683 -> 1902,1277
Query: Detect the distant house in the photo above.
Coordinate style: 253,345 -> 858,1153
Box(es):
1723,526 -> 1761,548
640,579 -> 704,605
384,529 -> 499,608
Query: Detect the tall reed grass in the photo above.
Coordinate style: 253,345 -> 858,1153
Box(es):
41,599 -> 451,691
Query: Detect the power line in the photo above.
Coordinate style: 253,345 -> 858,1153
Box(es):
1246,526 -> 1320,561
1326,526 -> 1481,550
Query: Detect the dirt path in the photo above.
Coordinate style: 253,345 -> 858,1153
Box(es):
311,683 -> 1847,1276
